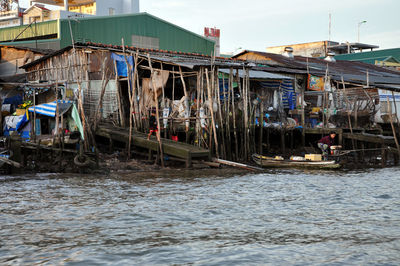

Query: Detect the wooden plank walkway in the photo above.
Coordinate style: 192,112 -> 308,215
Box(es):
96,124 -> 210,167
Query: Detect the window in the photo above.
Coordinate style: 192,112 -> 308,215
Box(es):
131,35 -> 160,49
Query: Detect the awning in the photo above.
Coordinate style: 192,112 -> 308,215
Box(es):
219,69 -> 293,80
28,101 -> 73,117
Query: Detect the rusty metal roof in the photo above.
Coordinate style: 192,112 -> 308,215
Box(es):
234,50 -> 400,89
0,45 -> 53,55
21,42 -> 247,70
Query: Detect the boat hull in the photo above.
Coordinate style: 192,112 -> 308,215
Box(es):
252,154 -> 341,170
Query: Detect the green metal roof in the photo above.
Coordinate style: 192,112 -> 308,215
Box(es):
0,13 -> 215,55
334,48 -> 400,65
59,13 -> 215,55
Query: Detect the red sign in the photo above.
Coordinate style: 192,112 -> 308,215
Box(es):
204,27 -> 220,38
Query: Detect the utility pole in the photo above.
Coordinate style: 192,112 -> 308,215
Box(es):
357,20 -> 367,43
328,13 -> 331,42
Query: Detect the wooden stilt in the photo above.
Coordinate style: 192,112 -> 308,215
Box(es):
387,96 -> 400,160
205,68 -> 219,158
147,54 -> 165,167
231,68 -> 238,161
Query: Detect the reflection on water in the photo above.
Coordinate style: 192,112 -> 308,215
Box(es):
1,168 -> 400,265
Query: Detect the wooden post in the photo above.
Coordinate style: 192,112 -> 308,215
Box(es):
160,62 -> 167,139
387,96 -> 400,160
147,54 -> 164,167
93,59 -> 110,130
122,39 -> 133,158
33,87 -> 36,142
225,69 -> 232,160
196,69 -> 201,147
281,129 -> 285,154
215,67 -> 226,159
301,87 -> 305,147
381,142 -> 387,168
205,68 -> 219,159
354,98 -> 359,129
0,98 -> 2,136
392,91 -> 400,165
113,60 -> 125,127
178,66 -> 190,143
231,68 -> 239,161
342,77 -> 355,151
259,91 -> 264,155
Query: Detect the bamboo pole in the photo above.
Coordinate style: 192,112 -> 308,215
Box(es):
231,68 -> 238,161
342,77 -> 356,151
93,59 -> 110,130
179,66 -> 189,136
160,62 -> 167,139
387,97 -> 400,159
147,54 -> 165,167
205,68 -> 219,159
259,90 -> 264,155
55,71 -> 60,140
0,99 -> 2,136
33,87 -> 36,142
122,40 -> 135,158
215,67 -> 226,159
225,69 -> 232,160
113,60 -> 125,127
196,69 -> 201,147
244,68 -> 250,156
301,81 -> 306,147
391,91 -> 400,131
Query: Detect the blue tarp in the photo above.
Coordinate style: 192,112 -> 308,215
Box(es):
16,112 -> 29,131
28,101 -> 72,118
111,53 -> 134,77
3,94 -> 23,105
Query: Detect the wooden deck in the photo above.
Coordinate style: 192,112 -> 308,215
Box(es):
96,124 -> 210,167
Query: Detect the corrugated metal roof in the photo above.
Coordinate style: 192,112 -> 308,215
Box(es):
0,45 -> 53,55
21,42 -> 246,70
59,12 -> 215,55
334,48 -> 400,63
1,13 -> 215,55
233,50 -> 400,90
219,69 -> 293,80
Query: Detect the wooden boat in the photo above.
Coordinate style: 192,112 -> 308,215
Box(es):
252,154 -> 341,170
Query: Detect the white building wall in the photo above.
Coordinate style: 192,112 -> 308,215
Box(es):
375,89 -> 400,123
95,0 -> 139,16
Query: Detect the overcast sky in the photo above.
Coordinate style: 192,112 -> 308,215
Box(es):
19,0 -> 400,54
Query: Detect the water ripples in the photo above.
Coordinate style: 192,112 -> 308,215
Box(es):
1,168 -> 400,265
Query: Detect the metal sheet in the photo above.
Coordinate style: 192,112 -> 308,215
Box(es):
219,69 -> 293,80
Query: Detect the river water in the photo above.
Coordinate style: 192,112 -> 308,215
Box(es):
1,168 -> 400,265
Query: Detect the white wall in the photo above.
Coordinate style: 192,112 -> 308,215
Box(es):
375,89 -> 400,123
95,0 -> 139,16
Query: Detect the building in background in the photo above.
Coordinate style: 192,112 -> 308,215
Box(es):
0,0 -> 140,28
204,27 -> 220,57
334,48 -> 400,71
0,0 -> 24,28
30,0 -> 139,16
267,41 -> 379,58
0,12 -> 215,55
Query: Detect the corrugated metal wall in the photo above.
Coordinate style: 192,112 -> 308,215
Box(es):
59,13 -> 215,55
0,20 -> 59,42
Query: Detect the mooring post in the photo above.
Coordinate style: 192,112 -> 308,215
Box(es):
186,152 -> 192,169
381,143 -> 387,168
280,129 -> 285,154
10,134 -> 22,164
